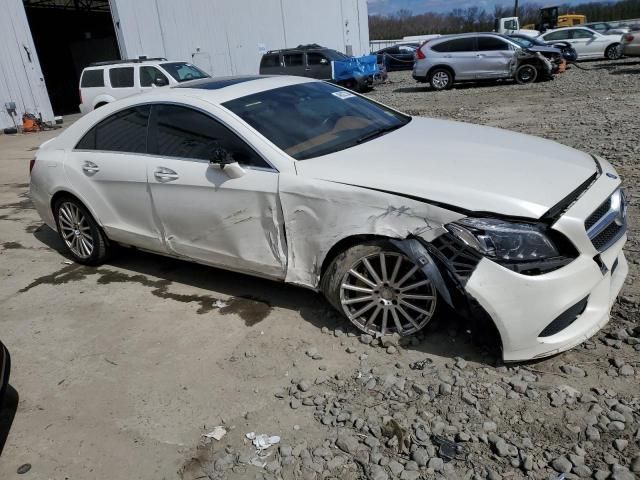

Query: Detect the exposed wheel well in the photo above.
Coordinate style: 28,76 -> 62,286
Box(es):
427,65 -> 455,81
50,191 -> 83,215
94,102 -> 108,109
320,234 -> 393,278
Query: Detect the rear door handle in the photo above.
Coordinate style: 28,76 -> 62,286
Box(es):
82,161 -> 100,175
154,167 -> 179,182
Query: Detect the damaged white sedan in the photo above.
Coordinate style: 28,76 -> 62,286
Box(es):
30,75 -> 628,361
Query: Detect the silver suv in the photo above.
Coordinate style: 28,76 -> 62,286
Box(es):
413,33 -> 520,90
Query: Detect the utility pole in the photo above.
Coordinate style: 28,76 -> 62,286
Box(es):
514,0 -> 519,17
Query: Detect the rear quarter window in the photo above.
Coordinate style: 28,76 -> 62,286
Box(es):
261,54 -> 280,68
81,69 -> 104,88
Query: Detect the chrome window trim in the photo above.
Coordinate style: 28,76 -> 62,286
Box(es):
72,101 -> 279,173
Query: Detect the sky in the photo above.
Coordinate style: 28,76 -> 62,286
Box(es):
367,0 -> 603,15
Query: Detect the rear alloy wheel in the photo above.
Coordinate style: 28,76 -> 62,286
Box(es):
605,44 -> 623,60
515,64 -> 538,84
54,198 -> 109,265
323,242 -> 438,336
429,68 -> 453,91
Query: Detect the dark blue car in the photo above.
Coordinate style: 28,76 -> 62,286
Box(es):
374,43 -> 419,71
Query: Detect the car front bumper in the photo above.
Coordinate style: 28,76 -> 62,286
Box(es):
466,235 -> 627,362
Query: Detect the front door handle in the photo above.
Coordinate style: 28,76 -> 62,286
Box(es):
82,161 -> 100,175
154,167 -> 179,182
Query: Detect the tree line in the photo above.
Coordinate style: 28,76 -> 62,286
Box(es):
369,0 -> 640,39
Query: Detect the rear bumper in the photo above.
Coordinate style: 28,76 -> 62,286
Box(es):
466,234 -> 627,362
623,44 -> 640,56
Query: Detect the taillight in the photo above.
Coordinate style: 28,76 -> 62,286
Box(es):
416,47 -> 426,60
79,88 -> 83,104
624,34 -> 634,42
29,158 -> 36,174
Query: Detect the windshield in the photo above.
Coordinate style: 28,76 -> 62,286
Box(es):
510,36 -> 534,48
160,62 -> 210,82
223,82 -> 410,160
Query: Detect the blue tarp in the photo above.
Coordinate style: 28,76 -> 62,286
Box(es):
332,55 -> 379,81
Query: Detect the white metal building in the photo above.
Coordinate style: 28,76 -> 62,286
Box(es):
0,0 -> 369,130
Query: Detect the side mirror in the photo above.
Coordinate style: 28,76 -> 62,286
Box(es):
209,147 -> 246,178
154,77 -> 168,87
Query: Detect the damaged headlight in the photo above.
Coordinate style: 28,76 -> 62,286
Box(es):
446,218 -> 559,261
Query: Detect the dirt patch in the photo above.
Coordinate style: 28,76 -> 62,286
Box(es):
1,241 -> 24,250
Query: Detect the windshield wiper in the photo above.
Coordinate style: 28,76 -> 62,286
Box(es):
356,124 -> 403,144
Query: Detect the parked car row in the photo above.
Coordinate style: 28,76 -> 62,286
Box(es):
409,24 -> 633,90
412,32 -> 564,90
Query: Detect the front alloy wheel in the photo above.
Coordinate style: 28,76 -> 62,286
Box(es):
323,242 -> 438,336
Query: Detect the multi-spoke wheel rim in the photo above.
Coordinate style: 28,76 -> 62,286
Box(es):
608,45 -> 623,60
432,71 -> 450,89
58,202 -> 94,259
339,252 -> 437,336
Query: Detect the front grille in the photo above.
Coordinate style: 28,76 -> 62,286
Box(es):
592,222 -> 624,251
585,189 -> 627,252
585,197 -> 611,230
539,297 -> 589,338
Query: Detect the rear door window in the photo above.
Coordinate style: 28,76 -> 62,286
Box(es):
571,29 -> 595,39
431,38 -> 476,52
81,69 -> 104,88
283,53 -> 303,66
543,30 -> 571,41
76,105 -> 150,153
109,67 -> 134,88
477,36 -> 511,51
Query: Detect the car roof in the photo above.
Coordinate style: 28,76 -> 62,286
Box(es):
170,75 -> 316,104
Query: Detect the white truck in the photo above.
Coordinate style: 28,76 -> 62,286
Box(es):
494,17 -> 540,37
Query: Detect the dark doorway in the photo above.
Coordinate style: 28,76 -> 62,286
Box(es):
23,0 -> 120,115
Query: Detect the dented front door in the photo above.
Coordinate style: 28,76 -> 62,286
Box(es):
146,103 -> 286,279
148,160 -> 286,279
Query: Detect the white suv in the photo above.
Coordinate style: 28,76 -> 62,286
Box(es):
78,58 -> 210,114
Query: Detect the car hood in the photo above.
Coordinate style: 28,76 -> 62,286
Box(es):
295,117 -> 597,219
525,45 -> 562,54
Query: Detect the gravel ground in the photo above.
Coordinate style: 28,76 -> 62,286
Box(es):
184,60 -> 640,480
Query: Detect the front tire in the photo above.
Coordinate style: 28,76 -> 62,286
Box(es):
54,197 -> 110,265
515,64 -> 539,84
605,43 -> 623,60
429,68 -> 453,91
322,241 -> 438,336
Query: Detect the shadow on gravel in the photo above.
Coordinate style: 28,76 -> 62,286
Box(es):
591,60 -> 640,71
32,225 -> 503,364
610,67 -> 640,75
0,385 -> 19,457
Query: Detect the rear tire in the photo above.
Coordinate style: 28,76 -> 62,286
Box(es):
53,197 -> 110,265
605,43 -> 623,60
429,68 -> 453,91
515,64 -> 539,84
322,240 -> 439,337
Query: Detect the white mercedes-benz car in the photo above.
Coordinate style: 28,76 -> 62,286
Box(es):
30,76 -> 628,361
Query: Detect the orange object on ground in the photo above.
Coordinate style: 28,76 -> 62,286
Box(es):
22,113 -> 41,132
